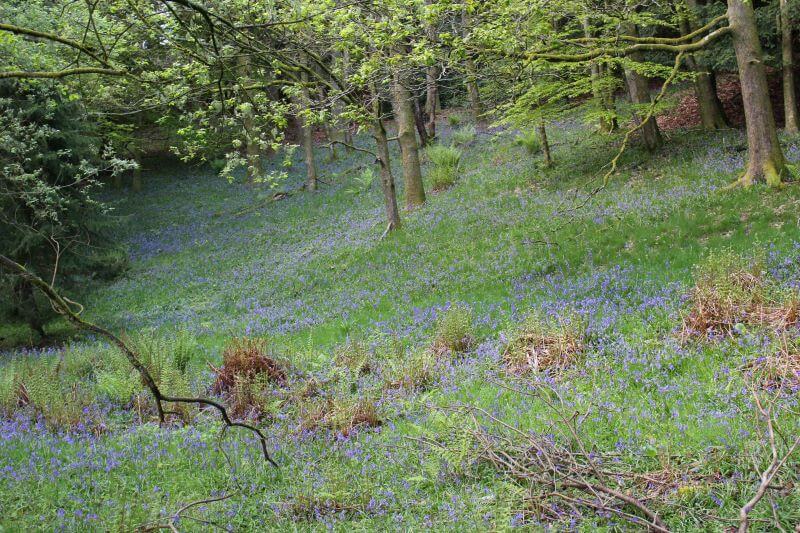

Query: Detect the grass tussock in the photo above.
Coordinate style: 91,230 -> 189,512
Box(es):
682,250 -> 800,339
333,337 -> 373,375
748,334 -> 800,391
425,144 -> 462,191
502,312 -> 586,376
384,348 -> 437,391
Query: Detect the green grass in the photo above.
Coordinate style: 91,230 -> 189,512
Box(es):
1,119 -> 800,530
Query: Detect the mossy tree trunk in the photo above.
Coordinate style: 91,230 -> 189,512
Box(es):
780,0 -> 799,134
391,70 -> 426,208
537,120 -> 552,167
424,0 -> 439,139
583,18 -> 617,133
728,0 -> 790,186
462,8 -> 485,131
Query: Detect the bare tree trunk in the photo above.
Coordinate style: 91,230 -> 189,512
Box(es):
537,120 -> 552,167
583,18 -> 618,133
780,0 -> 799,134
728,0 -> 790,186
682,0 -> 729,130
371,90 -> 401,231
391,71 -> 426,208
622,25 -> 663,151
299,69 -> 317,191
412,97 -> 430,147
424,0 -> 439,139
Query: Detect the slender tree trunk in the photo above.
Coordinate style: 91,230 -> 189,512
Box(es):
583,18 -> 617,133
371,91 -> 401,231
238,55 -> 262,184
299,69 -> 317,191
391,70 -> 426,208
537,120 -> 552,167
622,25 -> 663,151
682,0 -> 729,130
728,0 -> 790,186
780,0 -> 799,134
131,113 -> 143,191
412,97 -> 430,147
462,8 -> 485,131
424,0 -> 439,139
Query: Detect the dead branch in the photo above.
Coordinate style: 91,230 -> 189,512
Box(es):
0,254 -> 278,467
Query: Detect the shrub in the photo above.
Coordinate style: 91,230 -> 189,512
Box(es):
682,250 -> 799,339
502,311 -> 586,376
212,337 -> 288,419
447,113 -> 464,127
451,125 -> 477,146
515,130 -> 541,155
425,144 -> 462,191
431,304 -> 475,356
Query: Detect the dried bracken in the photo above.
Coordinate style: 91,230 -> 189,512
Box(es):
747,334 -> 800,391
299,397 -> 381,437
211,338 -> 288,419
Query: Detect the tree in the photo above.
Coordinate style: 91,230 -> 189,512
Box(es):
779,0 -> 799,134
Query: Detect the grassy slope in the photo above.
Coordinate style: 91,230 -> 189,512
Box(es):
1,120 -> 800,530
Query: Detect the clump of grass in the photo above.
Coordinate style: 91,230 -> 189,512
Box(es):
451,125 -> 477,146
431,303 -> 475,356
384,348 -> 437,391
682,250 -> 800,339
211,337 -> 288,419
426,144 -> 462,191
299,395 -> 382,436
747,334 -> 800,391
515,129 -> 541,155
502,311 -> 586,376
333,336 -> 372,375
281,493 -> 367,522
447,112 -> 466,127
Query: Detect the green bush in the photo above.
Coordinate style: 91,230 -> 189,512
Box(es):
426,144 -> 462,191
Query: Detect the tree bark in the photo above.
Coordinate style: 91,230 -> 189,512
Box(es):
372,92 -> 401,231
391,71 -> 426,208
728,0 -> 790,186
299,69 -> 317,191
780,0 -> 799,134
622,25 -> 663,151
681,1 -> 729,130
537,120 -> 552,167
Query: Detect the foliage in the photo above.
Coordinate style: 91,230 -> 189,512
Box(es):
450,125 -> 477,147
431,303 -> 474,355
425,144 -> 462,191
515,129 -> 541,155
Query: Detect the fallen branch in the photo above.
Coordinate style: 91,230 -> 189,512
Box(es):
0,254 -> 278,467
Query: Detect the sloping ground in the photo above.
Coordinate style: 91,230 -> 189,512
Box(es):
1,123 -> 800,530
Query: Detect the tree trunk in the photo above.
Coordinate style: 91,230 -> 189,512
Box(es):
538,120 -> 552,167
780,0 -> 799,134
391,71 -> 426,208
424,0 -> 439,139
132,113 -> 144,192
425,66 -> 439,139
583,18 -> 618,133
299,69 -> 318,191
372,92 -> 401,231
462,8 -> 485,131
412,97 -> 430,147
728,0 -> 790,186
622,25 -> 663,151
682,1 -> 729,130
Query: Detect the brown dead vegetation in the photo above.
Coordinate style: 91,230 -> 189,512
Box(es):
502,314 -> 586,376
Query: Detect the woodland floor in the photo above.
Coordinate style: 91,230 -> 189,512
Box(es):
2,111 -> 800,530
